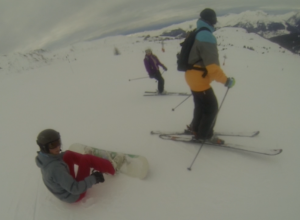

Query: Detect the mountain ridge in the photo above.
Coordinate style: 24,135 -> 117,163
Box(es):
132,10 -> 300,54
1,10 -> 299,74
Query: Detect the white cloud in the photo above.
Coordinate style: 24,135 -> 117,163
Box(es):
0,0 -> 299,54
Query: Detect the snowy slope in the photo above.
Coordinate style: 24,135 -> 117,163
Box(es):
287,11 -> 300,26
0,26 -> 300,220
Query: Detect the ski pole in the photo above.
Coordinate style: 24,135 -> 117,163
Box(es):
66,56 -> 75,74
172,94 -> 192,111
129,70 -> 165,82
129,76 -> 149,81
156,70 -> 165,83
187,87 -> 230,171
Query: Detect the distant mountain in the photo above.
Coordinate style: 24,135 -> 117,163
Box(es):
134,10 -> 300,54
217,10 -> 300,54
269,33 -> 300,54
217,10 -> 299,38
286,12 -> 300,33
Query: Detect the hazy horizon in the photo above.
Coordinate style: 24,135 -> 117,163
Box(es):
1,0 -> 299,55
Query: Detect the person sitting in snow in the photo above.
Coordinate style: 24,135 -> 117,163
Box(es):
143,48 -> 167,94
185,8 -> 235,144
35,129 -> 122,203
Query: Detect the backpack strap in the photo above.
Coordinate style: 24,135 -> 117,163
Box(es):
195,27 -> 210,34
191,27 -> 211,78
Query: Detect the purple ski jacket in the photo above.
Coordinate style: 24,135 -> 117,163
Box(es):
144,54 -> 166,77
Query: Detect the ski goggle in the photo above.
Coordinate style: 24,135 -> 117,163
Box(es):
48,139 -> 62,149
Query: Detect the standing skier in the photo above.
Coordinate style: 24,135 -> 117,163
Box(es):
185,8 -> 235,143
144,48 -> 167,94
35,129 -> 123,203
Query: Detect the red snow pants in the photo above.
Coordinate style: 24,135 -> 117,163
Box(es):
63,150 -> 115,202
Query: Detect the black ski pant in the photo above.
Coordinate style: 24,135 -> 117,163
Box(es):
191,88 -> 218,139
151,71 -> 164,93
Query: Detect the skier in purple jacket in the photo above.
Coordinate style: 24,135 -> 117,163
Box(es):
144,48 -> 167,94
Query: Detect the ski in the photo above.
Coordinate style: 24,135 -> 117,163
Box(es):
151,130 -> 260,137
144,91 -> 191,96
145,91 -> 190,93
158,134 -> 282,156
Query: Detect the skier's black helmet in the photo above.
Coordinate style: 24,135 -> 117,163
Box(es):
36,129 -> 60,153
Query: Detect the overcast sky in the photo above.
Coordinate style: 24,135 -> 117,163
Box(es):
1,0 -> 299,55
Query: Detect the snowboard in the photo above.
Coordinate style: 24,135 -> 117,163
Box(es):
69,143 -> 149,179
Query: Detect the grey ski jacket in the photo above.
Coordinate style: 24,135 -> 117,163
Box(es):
35,151 -> 96,203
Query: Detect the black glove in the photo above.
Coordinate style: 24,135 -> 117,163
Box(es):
163,66 -> 167,71
91,171 -> 105,183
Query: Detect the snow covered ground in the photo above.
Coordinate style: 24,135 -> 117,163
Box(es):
0,26 -> 300,220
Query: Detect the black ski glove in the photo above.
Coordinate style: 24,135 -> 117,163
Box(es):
91,171 -> 105,183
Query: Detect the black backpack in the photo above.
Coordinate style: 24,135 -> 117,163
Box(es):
177,27 -> 211,77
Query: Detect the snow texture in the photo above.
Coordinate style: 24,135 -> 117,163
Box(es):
0,24 -> 300,220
